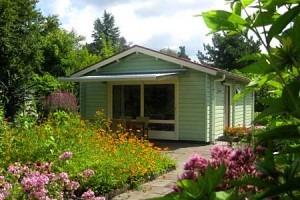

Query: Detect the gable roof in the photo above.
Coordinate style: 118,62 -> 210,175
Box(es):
70,45 -> 249,83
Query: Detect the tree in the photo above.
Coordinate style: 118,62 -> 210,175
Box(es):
177,46 -> 191,60
201,0 -> 300,198
160,47 -> 178,57
160,46 -> 191,60
88,10 -> 130,57
0,0 -> 99,120
197,32 -> 261,71
39,15 -> 100,77
0,0 -> 44,120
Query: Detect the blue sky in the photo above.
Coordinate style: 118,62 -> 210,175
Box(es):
37,0 -> 230,60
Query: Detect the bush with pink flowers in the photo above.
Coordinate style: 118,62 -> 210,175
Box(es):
154,145 -> 261,199
43,90 -> 78,114
1,153 -> 105,199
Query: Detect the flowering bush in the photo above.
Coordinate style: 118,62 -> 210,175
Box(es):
44,91 -> 78,113
1,155 -> 105,199
168,145 -> 259,198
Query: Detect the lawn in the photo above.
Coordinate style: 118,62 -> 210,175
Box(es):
0,110 -> 176,199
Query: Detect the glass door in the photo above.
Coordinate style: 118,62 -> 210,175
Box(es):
111,83 -> 176,140
144,84 -> 175,138
112,85 -> 140,119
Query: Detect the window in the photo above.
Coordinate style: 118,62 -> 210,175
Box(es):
112,85 -> 140,119
144,84 -> 174,120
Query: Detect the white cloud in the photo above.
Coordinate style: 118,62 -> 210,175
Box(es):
37,0 -> 230,58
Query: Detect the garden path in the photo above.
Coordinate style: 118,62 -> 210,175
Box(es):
111,140 -> 227,200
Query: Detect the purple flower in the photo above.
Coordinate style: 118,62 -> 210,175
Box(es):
7,163 -> 30,178
183,154 -> 208,173
0,176 -> 12,198
178,171 -> 197,181
69,181 -> 80,190
59,151 -> 73,160
81,169 -> 95,180
81,189 -> 95,199
210,145 -> 233,162
21,171 -> 49,199
81,189 -> 106,200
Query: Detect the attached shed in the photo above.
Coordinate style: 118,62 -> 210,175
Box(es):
60,45 -> 254,143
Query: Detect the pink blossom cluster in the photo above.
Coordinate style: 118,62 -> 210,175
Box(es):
0,176 -> 12,199
45,91 -> 78,113
7,162 -> 30,178
59,151 -> 73,160
1,158 -> 105,199
81,189 -> 106,200
81,169 -> 95,180
174,145 -> 258,193
21,171 -> 50,199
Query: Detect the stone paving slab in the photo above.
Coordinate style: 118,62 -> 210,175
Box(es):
111,141 -> 227,200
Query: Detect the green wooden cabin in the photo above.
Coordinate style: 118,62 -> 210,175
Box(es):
60,45 -> 254,143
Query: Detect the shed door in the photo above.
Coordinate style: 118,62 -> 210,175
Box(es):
111,83 -> 176,140
144,84 -> 175,139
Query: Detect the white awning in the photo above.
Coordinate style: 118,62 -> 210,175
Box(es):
59,73 -> 179,82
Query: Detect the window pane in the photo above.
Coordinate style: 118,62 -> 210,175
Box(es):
144,84 -> 174,120
113,85 -> 140,119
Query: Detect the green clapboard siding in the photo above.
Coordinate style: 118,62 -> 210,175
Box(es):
205,75 -> 213,142
80,82 -> 108,119
178,69 -> 208,141
214,82 -> 225,139
245,92 -> 254,126
87,53 -> 182,75
234,99 -> 244,126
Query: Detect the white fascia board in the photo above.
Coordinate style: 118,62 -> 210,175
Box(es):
71,47 -> 138,77
136,48 -> 218,76
71,46 -> 218,78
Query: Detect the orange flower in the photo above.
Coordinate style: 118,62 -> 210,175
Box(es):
163,147 -> 169,151
148,143 -> 154,147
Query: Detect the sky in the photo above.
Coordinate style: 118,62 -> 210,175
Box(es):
37,0 -> 230,61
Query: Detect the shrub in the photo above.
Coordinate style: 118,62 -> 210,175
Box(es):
1,157 -> 105,199
44,91 -> 78,114
156,145 -> 260,200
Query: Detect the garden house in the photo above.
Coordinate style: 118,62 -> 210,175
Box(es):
60,45 -> 254,143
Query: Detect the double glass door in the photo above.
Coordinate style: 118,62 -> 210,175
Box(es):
112,84 -> 175,134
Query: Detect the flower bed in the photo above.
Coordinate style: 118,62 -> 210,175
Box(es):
0,111 -> 176,198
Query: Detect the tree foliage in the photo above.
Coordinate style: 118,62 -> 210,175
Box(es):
200,0 -> 300,198
0,0 -> 99,120
88,10 -> 130,57
197,32 -> 261,71
160,46 -> 191,60
177,46 -> 191,60
160,47 -> 178,57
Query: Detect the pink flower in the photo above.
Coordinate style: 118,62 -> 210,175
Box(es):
0,176 -> 12,198
81,189 -> 105,200
69,181 -> 80,190
81,189 -> 95,199
81,169 -> 95,180
183,154 -> 208,173
59,151 -> 73,160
